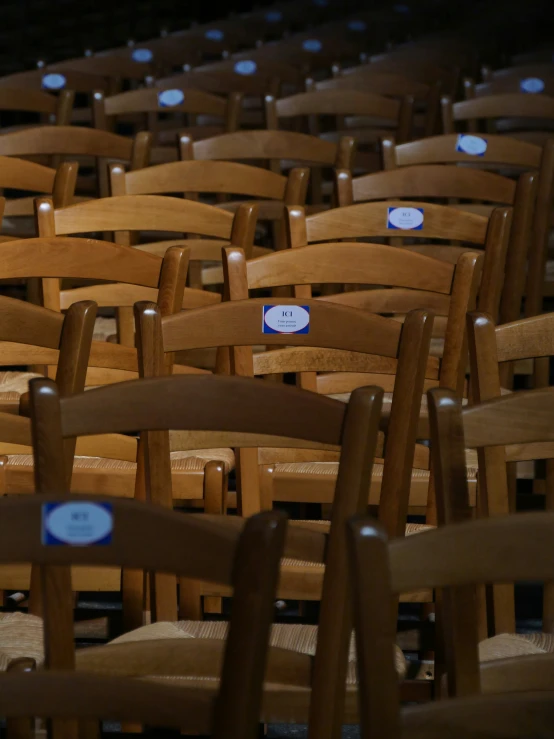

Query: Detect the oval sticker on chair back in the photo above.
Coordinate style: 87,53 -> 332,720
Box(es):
42,502 -> 113,546
348,20 -> 367,31
303,39 -> 323,53
158,89 -> 185,107
266,10 -> 283,22
520,77 -> 545,93
205,29 -> 224,41
234,60 -> 257,75
42,73 -> 66,90
387,207 -> 424,230
132,48 -> 153,63
263,305 -> 310,334
456,134 -> 488,156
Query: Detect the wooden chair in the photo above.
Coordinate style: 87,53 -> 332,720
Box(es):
467,310 -> 554,627
0,496 -> 287,739
0,157 -> 77,237
314,69 -> 441,138
441,91 -> 554,145
0,125 -> 152,199
108,159 -> 309,292
467,64 -> 554,98
0,87 -> 74,127
381,134 -> 554,321
93,87 -> 242,163
265,88 -> 414,176
335,163 -> 537,325
179,129 -> 356,207
29,376 -> 384,733
218,233 -> 479,517
423,386 -> 554,695
277,201 -> 510,523
0,237 -> 234,597
347,513 -> 554,738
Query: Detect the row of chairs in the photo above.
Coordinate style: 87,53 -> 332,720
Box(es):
4,310 -> 554,737
0,1 -> 553,736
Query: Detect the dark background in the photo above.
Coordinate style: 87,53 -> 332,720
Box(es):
1,0 -> 552,75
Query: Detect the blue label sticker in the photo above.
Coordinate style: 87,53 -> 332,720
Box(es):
132,48 -> 153,63
394,3 -> 410,12
42,73 -> 66,90
205,29 -> 224,41
303,39 -> 322,53
263,305 -> 310,334
265,10 -> 283,21
42,502 -> 113,546
520,77 -> 544,93
234,60 -> 257,75
456,134 -> 487,156
387,207 -> 424,230
348,20 -> 367,31
158,89 -> 185,107
313,0 -> 328,5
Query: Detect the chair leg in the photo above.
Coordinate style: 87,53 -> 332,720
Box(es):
204,461 -> 226,615
543,459 -> 554,632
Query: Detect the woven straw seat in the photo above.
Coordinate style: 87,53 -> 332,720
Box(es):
0,612 -> 44,670
479,633 -> 554,662
6,449 -> 235,474
272,460 -> 478,483
105,619 -> 408,681
0,371 -> 41,399
93,316 -> 117,342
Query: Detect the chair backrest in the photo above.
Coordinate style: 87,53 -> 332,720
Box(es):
0,125 -> 150,164
479,63 -> 554,97
0,157 -> 78,220
109,160 -> 308,288
265,88 -> 414,146
0,491 -> 286,739
180,129 -> 355,206
138,292 -> 423,734
442,92 -> 554,143
0,88 -> 74,125
347,513 -> 554,737
93,87 -> 242,147
238,34 -> 351,74
335,164 -> 536,325
0,126 -> 152,199
468,309 -> 554,468
109,159 -> 309,227
315,69 -> 440,137
381,133 -> 554,319
425,385 -> 554,694
156,68 -> 281,99
180,129 -> 355,170
50,54 -> 154,81
30,374 -> 383,739
284,201 -> 504,371
353,57 -> 457,95
0,68 -> 110,94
